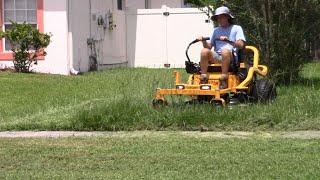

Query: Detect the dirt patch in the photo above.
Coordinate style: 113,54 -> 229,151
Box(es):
0,131 -> 100,138
278,131 -> 320,139
0,131 -> 320,139
180,131 -> 256,139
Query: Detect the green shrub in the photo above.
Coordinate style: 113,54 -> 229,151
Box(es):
0,22 -> 51,73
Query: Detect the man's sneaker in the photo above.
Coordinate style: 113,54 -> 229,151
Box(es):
219,79 -> 228,89
200,74 -> 208,84
217,74 -> 228,90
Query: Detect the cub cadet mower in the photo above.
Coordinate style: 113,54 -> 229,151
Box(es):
152,38 -> 276,107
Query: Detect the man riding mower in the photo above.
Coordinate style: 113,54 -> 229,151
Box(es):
152,6 -> 276,107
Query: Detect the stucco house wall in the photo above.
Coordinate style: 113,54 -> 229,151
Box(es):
0,0 -> 211,75
0,0 -> 69,74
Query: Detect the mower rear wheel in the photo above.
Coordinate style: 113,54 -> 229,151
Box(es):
252,79 -> 277,103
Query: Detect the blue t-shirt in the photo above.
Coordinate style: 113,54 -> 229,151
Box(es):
209,25 -> 246,54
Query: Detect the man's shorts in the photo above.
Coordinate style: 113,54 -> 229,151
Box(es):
212,50 -> 236,62
212,51 -> 223,62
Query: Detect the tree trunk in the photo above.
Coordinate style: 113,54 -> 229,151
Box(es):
261,1 -> 271,65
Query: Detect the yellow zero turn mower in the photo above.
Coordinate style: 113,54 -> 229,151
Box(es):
152,37 -> 276,108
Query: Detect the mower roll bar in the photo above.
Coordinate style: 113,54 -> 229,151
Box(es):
236,46 -> 268,89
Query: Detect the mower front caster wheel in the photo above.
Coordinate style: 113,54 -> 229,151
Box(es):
210,100 -> 224,109
152,99 -> 168,107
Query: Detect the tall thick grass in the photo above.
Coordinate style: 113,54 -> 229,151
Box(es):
0,62 -> 319,131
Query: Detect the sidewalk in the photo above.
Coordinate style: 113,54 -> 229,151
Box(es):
0,131 -> 320,139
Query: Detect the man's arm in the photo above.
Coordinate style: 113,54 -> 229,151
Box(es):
219,36 -> 244,49
197,36 -> 212,49
235,40 -> 245,49
202,40 -> 212,49
235,25 -> 246,49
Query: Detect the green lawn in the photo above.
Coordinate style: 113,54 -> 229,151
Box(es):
0,62 -> 320,131
0,134 -> 319,179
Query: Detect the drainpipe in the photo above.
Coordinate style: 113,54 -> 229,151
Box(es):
89,0 -> 92,38
66,0 -> 79,75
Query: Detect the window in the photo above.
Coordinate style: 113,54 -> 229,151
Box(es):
117,0 -> 124,10
0,0 -> 43,60
183,0 -> 193,8
4,0 -> 37,50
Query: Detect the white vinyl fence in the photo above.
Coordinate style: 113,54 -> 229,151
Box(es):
126,6 -> 213,68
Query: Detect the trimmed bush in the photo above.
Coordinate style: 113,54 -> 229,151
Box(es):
0,22 -> 51,73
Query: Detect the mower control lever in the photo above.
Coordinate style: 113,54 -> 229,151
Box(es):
201,37 -> 210,41
215,38 -> 235,46
192,37 -> 210,44
186,37 -> 211,63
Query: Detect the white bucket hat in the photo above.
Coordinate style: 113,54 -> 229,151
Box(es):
212,6 -> 234,21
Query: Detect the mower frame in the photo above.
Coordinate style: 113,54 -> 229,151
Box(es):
153,45 -> 269,106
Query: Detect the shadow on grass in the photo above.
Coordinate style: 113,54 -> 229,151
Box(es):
290,77 -> 320,87
274,74 -> 320,88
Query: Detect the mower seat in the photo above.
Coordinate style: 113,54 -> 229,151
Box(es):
207,63 -> 246,72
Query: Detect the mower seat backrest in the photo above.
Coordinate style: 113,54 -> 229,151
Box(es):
237,47 -> 246,64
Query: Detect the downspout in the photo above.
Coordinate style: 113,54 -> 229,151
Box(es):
124,0 -> 128,66
67,0 -> 79,75
89,0 -> 92,38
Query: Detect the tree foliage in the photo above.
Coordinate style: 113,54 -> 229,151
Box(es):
186,0 -> 320,84
0,22 -> 51,73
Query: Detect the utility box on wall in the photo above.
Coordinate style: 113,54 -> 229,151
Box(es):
126,6 -> 213,68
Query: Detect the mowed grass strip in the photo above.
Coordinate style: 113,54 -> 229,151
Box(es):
0,135 -> 319,179
0,62 -> 320,131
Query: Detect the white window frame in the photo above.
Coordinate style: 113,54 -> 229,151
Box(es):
2,0 -> 37,51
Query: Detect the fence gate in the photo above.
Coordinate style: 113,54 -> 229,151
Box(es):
126,6 -> 213,68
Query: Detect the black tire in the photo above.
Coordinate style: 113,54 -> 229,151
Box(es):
152,99 -> 168,107
251,79 -> 277,103
210,100 -> 224,109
